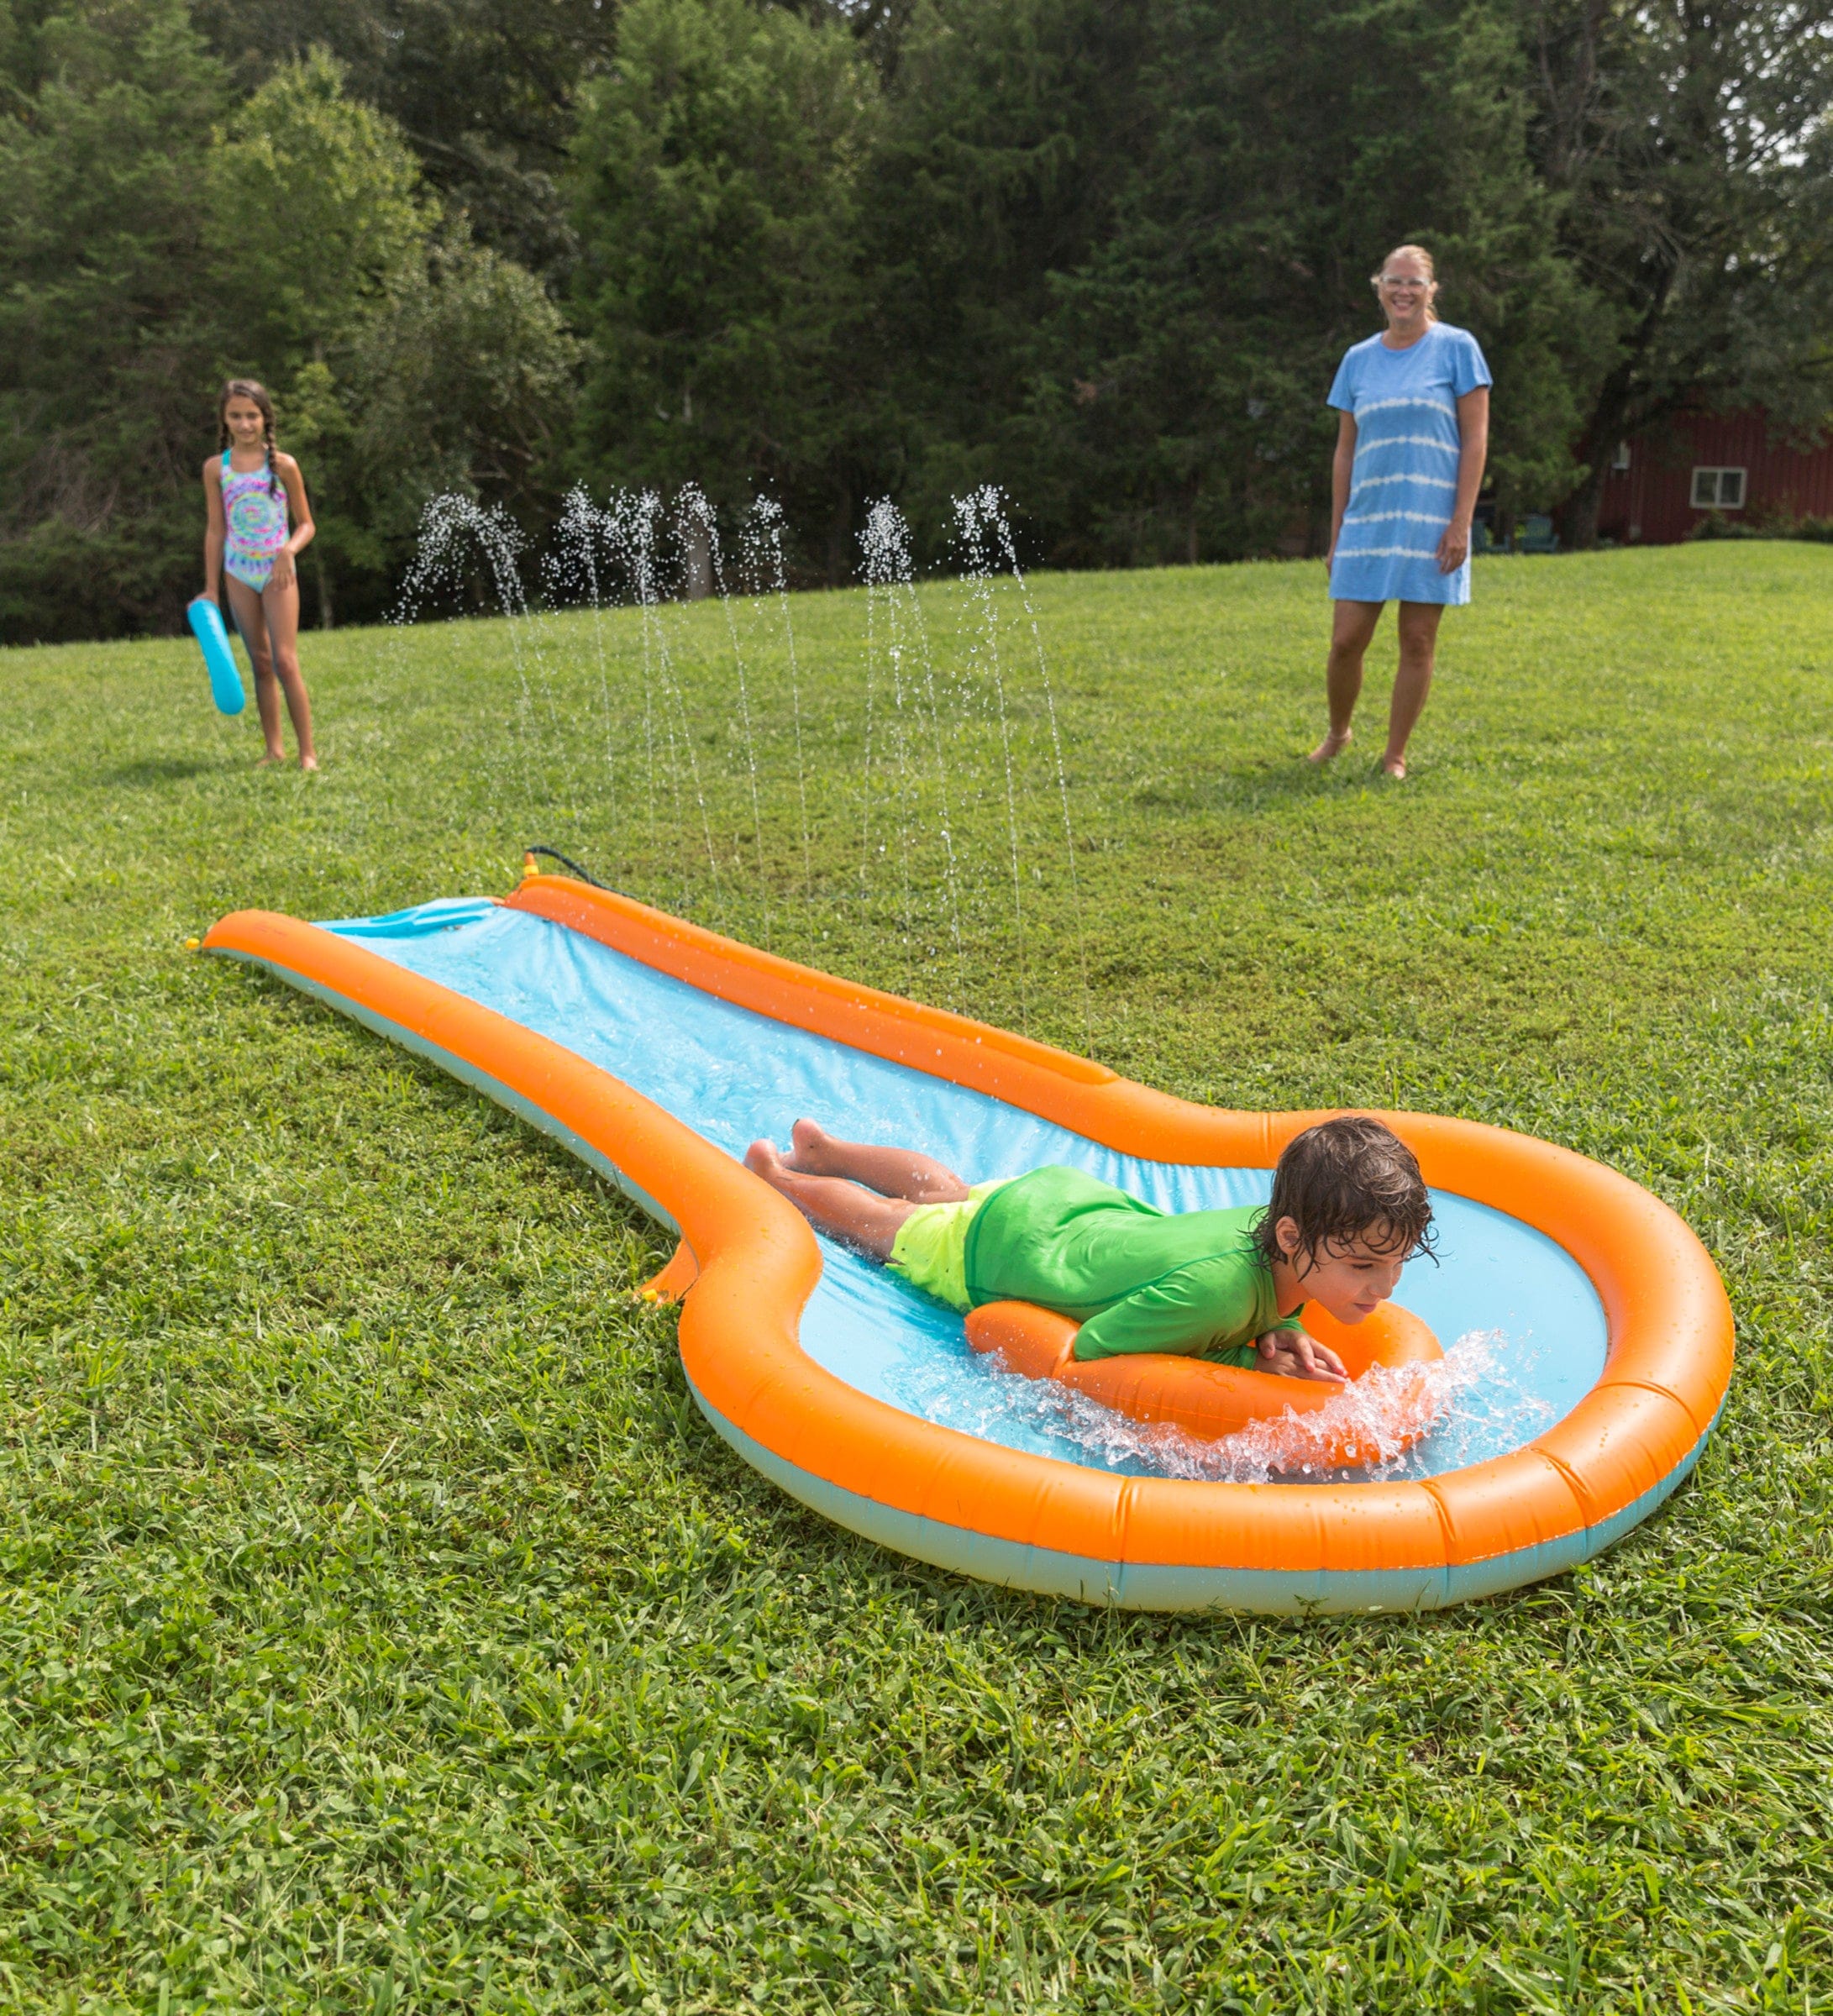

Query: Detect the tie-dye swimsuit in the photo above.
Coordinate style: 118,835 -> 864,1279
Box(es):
220,449 -> 290,591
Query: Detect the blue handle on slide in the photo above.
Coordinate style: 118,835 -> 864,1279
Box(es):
187,596 -> 247,716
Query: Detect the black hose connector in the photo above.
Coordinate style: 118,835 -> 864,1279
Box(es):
522,844 -> 613,890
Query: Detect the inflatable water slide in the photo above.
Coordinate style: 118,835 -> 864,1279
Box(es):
203,869 -> 1734,1614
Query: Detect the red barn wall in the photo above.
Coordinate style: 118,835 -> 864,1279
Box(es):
1596,412 -> 1833,546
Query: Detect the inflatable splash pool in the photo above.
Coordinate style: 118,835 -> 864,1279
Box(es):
203,871 -> 1734,1613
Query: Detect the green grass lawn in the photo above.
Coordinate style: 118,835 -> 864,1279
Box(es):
3,542 -> 1832,2011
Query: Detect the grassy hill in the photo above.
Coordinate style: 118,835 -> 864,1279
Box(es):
3,544 -> 1830,2009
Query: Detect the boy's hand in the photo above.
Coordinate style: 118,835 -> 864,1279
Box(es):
1255,1328 -> 1348,1383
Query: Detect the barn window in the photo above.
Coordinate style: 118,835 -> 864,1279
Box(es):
1691,467 -> 1747,509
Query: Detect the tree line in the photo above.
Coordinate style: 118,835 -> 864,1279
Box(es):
3,0 -> 1830,643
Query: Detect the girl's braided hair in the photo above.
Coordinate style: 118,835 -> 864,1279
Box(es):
1254,1115 -> 1436,1271
218,378 -> 281,496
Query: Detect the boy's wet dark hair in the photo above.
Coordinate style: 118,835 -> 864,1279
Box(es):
1255,1115 -> 1435,1272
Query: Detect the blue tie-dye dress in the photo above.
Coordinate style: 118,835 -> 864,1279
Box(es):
1326,323 -> 1491,606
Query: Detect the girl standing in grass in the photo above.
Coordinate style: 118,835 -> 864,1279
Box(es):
202,379 -> 319,770
1308,245 -> 1489,781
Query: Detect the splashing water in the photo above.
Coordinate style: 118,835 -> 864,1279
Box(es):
893,1327 -> 1556,1484
379,493 -> 1583,1492
608,488 -> 723,918
391,495 -> 534,821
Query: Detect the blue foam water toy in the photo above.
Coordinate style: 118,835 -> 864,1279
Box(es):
187,596 -> 246,715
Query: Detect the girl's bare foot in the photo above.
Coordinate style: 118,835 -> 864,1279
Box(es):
1308,727 -> 1353,765
256,751 -> 285,768
301,754 -> 320,773
744,1139 -> 787,1184
1379,755 -> 1407,780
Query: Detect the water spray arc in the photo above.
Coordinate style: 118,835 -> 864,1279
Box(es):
861,499 -> 967,1005
738,498 -> 814,905
981,487 -> 1092,1047
391,480 -> 1092,1040
678,484 -> 770,946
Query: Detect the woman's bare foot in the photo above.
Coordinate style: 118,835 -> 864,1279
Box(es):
1308,727 -> 1353,765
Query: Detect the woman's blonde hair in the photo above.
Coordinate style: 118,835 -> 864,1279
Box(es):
1371,244 -> 1439,321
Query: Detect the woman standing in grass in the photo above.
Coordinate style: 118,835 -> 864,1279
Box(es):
1308,245 -> 1489,781
202,379 -> 319,771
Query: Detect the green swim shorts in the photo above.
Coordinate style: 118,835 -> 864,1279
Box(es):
886,1179 -> 1011,1311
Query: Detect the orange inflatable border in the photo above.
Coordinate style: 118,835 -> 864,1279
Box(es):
204,874 -> 1735,1589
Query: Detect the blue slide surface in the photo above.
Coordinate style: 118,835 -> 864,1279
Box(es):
319,897 -> 1610,1486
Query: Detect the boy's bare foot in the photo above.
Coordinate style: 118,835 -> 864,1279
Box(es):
1307,727 -> 1352,765
786,1117 -> 834,1172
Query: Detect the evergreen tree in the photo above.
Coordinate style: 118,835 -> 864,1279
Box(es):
862,0 -> 1148,559
207,47 -> 425,367
192,0 -> 617,277
306,232 -> 579,609
1030,0 -> 1604,565
207,50 -> 579,623
0,0 -> 230,638
0,16 -> 576,642
1526,0 -> 1833,544
7,0 -> 1831,635
570,0 -> 880,578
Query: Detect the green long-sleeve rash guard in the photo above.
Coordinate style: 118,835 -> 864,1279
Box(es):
961,1166 -> 1305,1368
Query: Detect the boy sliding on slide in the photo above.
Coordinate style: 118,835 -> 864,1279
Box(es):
744,1113 -> 1435,1383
